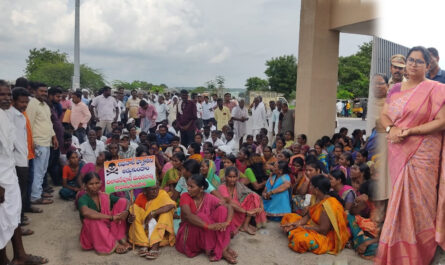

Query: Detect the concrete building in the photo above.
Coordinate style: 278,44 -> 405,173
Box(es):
295,0 -> 377,144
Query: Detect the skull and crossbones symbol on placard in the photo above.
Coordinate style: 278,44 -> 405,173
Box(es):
106,162 -> 118,175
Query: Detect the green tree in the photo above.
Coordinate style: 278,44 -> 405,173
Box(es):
150,85 -> 164,93
112,80 -> 153,90
215,75 -> 225,89
245,77 -> 269,91
28,62 -> 105,90
191,86 -> 207,93
206,80 -> 216,91
264,55 -> 297,98
337,41 -> 372,98
25,48 -> 68,77
25,48 -> 105,90
336,89 -> 354,99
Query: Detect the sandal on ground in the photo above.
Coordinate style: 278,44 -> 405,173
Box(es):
25,206 -> 43,213
9,254 -> 49,265
115,244 -> 128,254
145,249 -> 160,260
43,187 -> 54,193
21,228 -> 34,236
31,198 -> 53,205
20,220 -> 30,226
41,193 -> 53,198
138,247 -> 149,257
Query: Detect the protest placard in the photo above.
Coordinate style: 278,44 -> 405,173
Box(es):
104,156 -> 156,194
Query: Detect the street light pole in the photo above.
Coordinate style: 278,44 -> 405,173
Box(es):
72,0 -> 80,91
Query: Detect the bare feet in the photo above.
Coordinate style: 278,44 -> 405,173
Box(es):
240,224 -> 256,235
10,254 -> 49,264
222,249 -> 237,264
227,247 -> 238,258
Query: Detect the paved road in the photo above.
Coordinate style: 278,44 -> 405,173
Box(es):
336,117 -> 367,135
246,116 -> 368,137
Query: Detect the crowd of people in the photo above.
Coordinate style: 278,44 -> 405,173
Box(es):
0,76 -> 380,264
1,45 -> 445,265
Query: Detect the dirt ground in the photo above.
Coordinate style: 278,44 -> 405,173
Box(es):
6,188 -> 445,265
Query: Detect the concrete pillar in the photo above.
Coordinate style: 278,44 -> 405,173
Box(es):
295,0 -> 339,145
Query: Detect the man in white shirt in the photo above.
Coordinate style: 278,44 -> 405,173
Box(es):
202,95 -> 215,127
80,130 -> 106,164
6,87 -> 30,230
206,130 -> 224,148
231,99 -> 249,144
250,97 -> 267,138
0,82 -> 48,264
114,89 -> 126,123
191,93 -> 203,130
271,100 -> 281,139
91,86 -> 119,135
202,125 -> 212,142
336,100 -> 344,116
221,131 -> 237,155
167,96 -> 178,125
154,95 -> 168,127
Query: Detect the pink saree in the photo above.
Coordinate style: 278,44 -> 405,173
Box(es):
79,192 -> 127,254
376,81 -> 445,265
218,182 -> 267,232
176,193 -> 234,261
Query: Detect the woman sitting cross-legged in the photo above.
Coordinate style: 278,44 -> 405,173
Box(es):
128,185 -> 176,260
59,150 -> 84,200
280,175 -> 350,255
218,166 -> 267,235
78,172 -> 131,255
175,174 -> 237,264
262,160 -> 292,221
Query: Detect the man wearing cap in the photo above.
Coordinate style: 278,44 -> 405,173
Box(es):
388,54 -> 407,90
79,130 -> 105,164
118,133 -> 135,159
427,47 -> 445,84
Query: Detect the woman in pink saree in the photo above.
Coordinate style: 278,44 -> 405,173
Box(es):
377,46 -> 445,265
175,174 -> 237,264
218,166 -> 267,235
78,172 -> 131,255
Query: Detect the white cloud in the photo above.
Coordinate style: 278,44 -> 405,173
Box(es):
209,47 -> 231,64
377,0 -> 445,68
0,0 -> 367,87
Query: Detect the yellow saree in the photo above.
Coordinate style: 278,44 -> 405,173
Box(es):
281,197 -> 350,255
129,190 -> 176,247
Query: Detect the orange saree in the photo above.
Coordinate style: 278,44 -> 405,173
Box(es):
281,197 -> 350,255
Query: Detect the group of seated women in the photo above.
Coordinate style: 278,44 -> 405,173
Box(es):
67,129 -> 379,263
